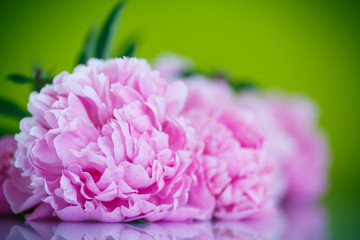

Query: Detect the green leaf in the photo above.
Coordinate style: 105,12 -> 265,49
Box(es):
230,80 -> 259,91
31,63 -> 55,92
96,0 -> 127,59
77,23 -> 99,65
40,70 -> 50,81
118,41 -> 136,57
7,74 -> 33,84
180,68 -> 199,78
0,97 -> 29,119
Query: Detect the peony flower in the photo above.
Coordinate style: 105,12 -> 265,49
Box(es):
237,92 -> 329,203
0,135 -> 17,215
6,57 -> 214,222
182,77 -> 275,220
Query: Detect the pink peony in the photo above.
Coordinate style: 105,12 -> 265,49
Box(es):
182,77 -> 275,220
238,92 -> 329,203
6,57 -> 214,222
0,135 -> 17,215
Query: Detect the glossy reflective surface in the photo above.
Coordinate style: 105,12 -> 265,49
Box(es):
0,204 -> 326,240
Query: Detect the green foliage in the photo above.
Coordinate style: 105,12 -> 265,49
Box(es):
0,97 -> 29,119
0,128 -> 17,137
7,74 -> 32,83
96,0 -> 127,59
77,23 -> 99,65
229,80 -> 258,91
77,0 -> 137,65
7,63 -> 54,93
181,68 -> 258,92
118,41 -> 136,58
32,64 -> 54,92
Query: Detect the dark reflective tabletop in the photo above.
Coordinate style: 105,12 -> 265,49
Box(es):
0,204 -> 328,240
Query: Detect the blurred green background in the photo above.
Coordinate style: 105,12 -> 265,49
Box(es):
0,0 -> 359,238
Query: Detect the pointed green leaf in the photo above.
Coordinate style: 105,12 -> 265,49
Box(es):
0,97 -> 29,119
40,70 -> 50,81
96,0 -> 127,59
180,68 -> 199,78
118,41 -> 136,58
7,74 -> 32,84
230,80 -> 259,91
77,23 -> 99,65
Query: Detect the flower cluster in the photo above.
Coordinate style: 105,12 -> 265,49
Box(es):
0,57 -> 329,222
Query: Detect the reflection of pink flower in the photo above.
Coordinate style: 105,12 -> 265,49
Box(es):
213,219 -> 283,240
27,221 -> 214,240
7,58 -> 214,222
283,203 -> 327,240
183,78 -> 275,220
0,136 -> 16,215
238,92 -> 329,202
